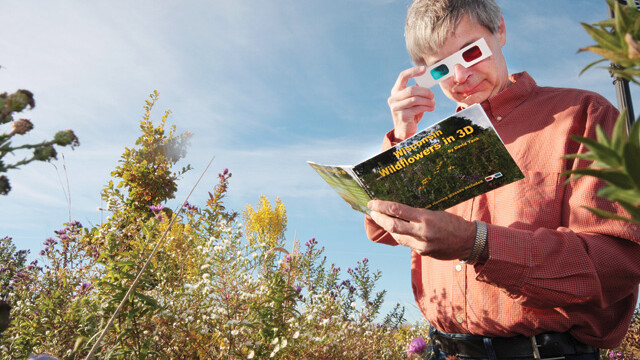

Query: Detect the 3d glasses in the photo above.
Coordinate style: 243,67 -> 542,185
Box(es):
414,37 -> 492,88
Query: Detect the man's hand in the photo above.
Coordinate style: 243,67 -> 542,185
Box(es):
368,200 -> 476,261
388,66 -> 436,141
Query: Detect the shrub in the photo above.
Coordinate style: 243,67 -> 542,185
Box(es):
0,92 -> 430,359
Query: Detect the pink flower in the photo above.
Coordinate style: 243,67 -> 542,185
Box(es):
407,337 -> 427,358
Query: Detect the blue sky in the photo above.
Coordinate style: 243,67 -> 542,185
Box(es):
2,1 -> 638,322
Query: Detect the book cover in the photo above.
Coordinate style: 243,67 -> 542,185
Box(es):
309,104 -> 524,214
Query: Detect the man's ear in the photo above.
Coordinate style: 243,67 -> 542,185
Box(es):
497,16 -> 506,46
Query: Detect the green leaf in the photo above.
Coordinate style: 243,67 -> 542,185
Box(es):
611,110 -> 629,153
617,200 -> 640,222
623,141 -> 640,188
630,118 -> 640,148
115,328 -> 133,343
563,152 -> 598,162
581,23 -> 621,51
633,10 -> 640,36
563,168 -> 634,189
563,174 -> 584,184
579,58 -> 609,76
569,135 -> 622,167
614,0 -> 632,35
592,18 -> 616,28
597,185 -> 640,205
132,291 -> 159,308
595,124 -> 612,147
583,206 -> 636,224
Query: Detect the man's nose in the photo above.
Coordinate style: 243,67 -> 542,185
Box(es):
453,63 -> 472,84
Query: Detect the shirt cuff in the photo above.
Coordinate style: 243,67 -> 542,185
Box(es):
383,129 -> 402,148
476,224 -> 533,293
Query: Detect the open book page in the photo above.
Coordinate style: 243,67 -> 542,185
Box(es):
352,104 -> 523,211
307,162 -> 372,214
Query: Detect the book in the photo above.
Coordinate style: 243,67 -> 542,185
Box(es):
308,104 -> 524,214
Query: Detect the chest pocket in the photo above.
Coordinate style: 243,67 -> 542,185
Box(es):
490,170 -> 562,230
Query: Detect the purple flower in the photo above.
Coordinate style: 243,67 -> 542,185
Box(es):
149,204 -> 165,214
68,220 -> 82,228
222,168 -> 229,175
183,201 -> 197,211
295,286 -> 302,292
54,229 -> 66,235
609,351 -> 624,359
44,238 -> 57,246
362,257 -> 369,264
80,281 -> 93,293
407,337 -> 427,358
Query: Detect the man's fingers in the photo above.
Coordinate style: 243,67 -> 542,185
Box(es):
368,212 -> 430,254
368,200 -> 427,223
391,66 -> 426,93
369,210 -> 415,236
388,86 -> 435,118
391,234 -> 430,255
389,87 -> 435,108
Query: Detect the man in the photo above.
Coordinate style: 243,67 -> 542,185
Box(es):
364,0 -> 640,359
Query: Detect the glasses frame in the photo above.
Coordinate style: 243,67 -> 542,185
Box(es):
414,37 -> 492,88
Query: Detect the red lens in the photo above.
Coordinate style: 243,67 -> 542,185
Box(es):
462,45 -> 482,62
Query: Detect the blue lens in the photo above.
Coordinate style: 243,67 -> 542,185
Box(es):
430,64 -> 449,80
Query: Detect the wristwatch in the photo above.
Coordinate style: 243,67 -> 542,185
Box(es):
461,220 -> 487,265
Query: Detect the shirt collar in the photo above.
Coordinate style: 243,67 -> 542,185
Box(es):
456,72 -> 536,122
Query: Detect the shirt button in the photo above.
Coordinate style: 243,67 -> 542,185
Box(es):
455,264 -> 462,271
456,316 -> 464,323
496,116 -> 503,121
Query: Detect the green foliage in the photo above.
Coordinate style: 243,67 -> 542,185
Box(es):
0,92 -> 430,359
0,89 -> 79,195
0,223 -> 100,359
579,0 -> 640,84
563,110 -> 640,225
102,90 -> 192,217
573,0 -> 640,224
575,1 -> 640,356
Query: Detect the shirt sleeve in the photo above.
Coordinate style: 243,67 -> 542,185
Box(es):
476,225 -> 640,309
476,96 -> 640,309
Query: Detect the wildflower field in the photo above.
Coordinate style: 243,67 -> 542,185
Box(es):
0,93 -> 434,359
1,91 -> 639,359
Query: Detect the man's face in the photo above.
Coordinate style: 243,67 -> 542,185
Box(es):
422,14 -> 510,108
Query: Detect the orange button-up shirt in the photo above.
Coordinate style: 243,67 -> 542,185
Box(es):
365,72 -> 640,348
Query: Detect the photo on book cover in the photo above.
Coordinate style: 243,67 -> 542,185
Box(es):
309,104 -> 524,214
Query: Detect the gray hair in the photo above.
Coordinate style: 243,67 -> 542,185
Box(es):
405,0 -> 502,65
